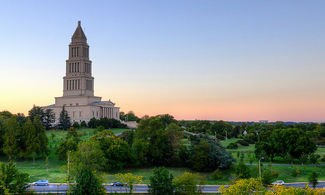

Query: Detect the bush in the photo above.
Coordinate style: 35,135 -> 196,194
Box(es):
212,169 -> 223,180
227,142 -> 238,149
236,140 -> 249,146
243,138 -> 255,144
262,168 -> 279,185
97,125 -> 105,132
235,161 -> 250,179
80,121 -> 87,127
72,122 -> 80,129
291,166 -> 300,177
321,155 -> 325,162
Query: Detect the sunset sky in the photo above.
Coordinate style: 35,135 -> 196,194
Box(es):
1,1 -> 325,122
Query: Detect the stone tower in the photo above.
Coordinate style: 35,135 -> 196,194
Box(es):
63,21 -> 94,97
44,21 -> 120,124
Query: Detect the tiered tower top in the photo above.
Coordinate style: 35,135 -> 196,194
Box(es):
63,21 -> 94,97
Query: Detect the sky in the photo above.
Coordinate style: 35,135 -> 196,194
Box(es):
1,1 -> 325,122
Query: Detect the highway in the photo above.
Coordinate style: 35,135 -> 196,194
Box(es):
28,182 -> 325,193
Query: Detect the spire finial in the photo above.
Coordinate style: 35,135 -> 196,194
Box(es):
78,21 -> 81,26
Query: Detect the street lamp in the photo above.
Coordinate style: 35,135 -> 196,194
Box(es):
259,157 -> 264,178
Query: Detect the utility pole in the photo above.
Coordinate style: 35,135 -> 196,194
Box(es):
259,157 -> 264,178
67,151 -> 70,183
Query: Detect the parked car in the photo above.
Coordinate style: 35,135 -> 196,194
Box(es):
110,181 -> 125,186
272,180 -> 285,185
33,180 -> 49,186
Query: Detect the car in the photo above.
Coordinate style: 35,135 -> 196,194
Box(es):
33,180 -> 49,186
271,180 -> 285,185
110,181 -> 125,186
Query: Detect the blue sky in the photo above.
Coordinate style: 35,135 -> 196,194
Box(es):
1,1 -> 325,121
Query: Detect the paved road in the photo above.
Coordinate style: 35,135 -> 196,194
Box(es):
28,182 -> 325,193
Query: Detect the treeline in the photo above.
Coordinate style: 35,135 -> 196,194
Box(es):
179,120 -> 324,144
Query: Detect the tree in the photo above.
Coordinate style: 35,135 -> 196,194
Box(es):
43,109 -> 55,130
189,134 -> 233,171
173,172 -> 205,195
70,140 -> 106,176
149,167 -> 174,195
58,106 -> 71,130
3,117 -> 20,160
55,137 -> 78,160
309,171 -> 318,188
0,162 -> 29,194
91,130 -> 133,171
262,166 -> 279,185
255,128 -> 317,161
115,173 -> 143,194
21,119 -> 40,161
33,115 -> 49,156
235,160 -> 251,179
219,178 -> 265,195
28,105 -> 44,123
72,166 -> 105,195
134,116 -> 180,166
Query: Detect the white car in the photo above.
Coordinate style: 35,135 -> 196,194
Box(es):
272,180 -> 285,185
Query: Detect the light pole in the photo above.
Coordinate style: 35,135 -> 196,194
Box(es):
259,157 -> 264,178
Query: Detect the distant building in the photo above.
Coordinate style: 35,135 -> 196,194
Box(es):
259,120 -> 268,124
43,21 -> 120,124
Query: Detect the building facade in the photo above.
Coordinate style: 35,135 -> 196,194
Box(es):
44,21 -> 120,124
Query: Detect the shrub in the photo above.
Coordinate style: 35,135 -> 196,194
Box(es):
237,140 -> 249,146
227,142 -> 238,149
212,169 -> 223,180
262,168 -> 279,185
291,166 -> 300,177
80,121 -> 87,127
321,155 -> 325,162
174,172 -> 205,195
97,125 -> 105,132
72,122 -> 80,129
235,161 -> 250,179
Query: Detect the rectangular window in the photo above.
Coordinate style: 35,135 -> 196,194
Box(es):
79,111 -> 82,117
77,63 -> 79,72
77,47 -> 79,57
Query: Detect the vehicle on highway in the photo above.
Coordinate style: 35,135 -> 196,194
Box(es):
33,180 -> 49,186
110,181 -> 125,186
272,180 -> 285,185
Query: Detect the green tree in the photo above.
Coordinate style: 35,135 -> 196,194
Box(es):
70,140 -> 106,176
58,106 -> 71,130
56,137 -> 78,160
43,109 -> 55,130
72,166 -> 105,195
91,130 -> 133,171
33,115 -> 49,156
262,167 -> 279,185
235,160 -> 251,179
28,105 -> 44,123
0,162 -> 29,194
21,119 -> 40,161
149,167 -> 174,195
189,134 -> 233,171
3,117 -> 20,160
309,171 -> 318,188
174,172 -> 205,195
